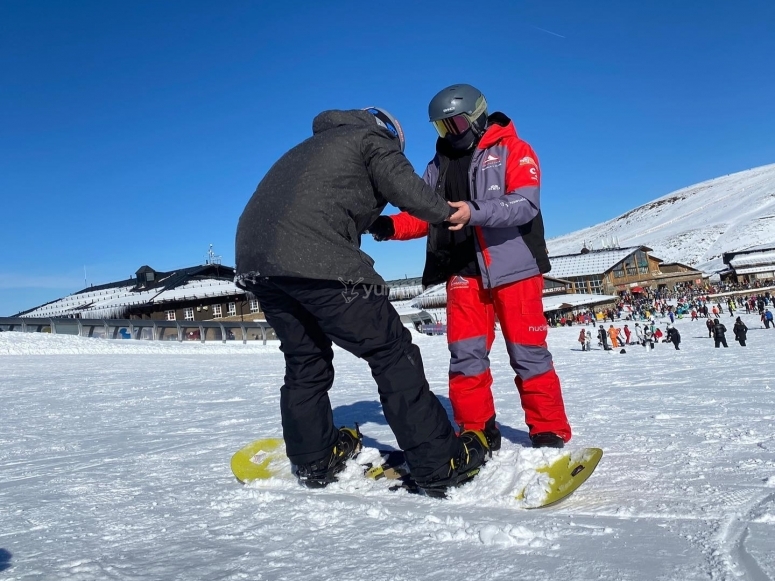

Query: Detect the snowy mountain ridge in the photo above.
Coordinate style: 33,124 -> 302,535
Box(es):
547,162 -> 775,273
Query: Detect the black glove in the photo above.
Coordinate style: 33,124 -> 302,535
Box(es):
366,216 -> 395,241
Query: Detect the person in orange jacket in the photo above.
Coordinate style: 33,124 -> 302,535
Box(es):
607,325 -> 619,348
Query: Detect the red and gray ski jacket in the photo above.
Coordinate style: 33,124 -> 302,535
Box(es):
389,113 -> 551,289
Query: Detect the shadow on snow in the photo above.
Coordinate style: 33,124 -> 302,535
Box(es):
333,396 -> 530,450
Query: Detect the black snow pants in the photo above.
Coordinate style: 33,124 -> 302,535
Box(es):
714,336 -> 728,348
246,276 -> 460,481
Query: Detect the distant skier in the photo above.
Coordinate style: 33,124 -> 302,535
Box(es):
691,309 -> 698,321
598,325 -> 610,350
623,324 -> 632,345
634,322 -> 644,345
584,330 -> 592,351
643,326 -> 655,350
665,324 -> 681,350
578,329 -> 587,351
733,317 -> 748,347
764,309 -> 774,329
607,325 -> 620,348
706,318 -> 714,338
712,319 -> 728,348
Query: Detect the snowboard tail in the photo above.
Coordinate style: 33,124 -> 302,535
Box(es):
230,438 -> 286,484
517,447 -> 603,508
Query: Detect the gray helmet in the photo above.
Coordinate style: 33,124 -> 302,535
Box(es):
363,107 -> 405,152
428,84 -> 488,147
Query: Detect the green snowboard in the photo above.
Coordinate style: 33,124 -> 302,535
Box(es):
230,438 -> 602,508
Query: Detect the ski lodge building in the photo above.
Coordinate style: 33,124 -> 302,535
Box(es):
15,261 -> 257,322
721,243 -> 775,283
548,245 -> 704,296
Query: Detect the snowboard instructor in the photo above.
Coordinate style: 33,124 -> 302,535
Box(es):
235,108 -> 489,494
368,84 -> 572,449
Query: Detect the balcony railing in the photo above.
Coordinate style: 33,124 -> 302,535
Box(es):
0,317 -> 275,344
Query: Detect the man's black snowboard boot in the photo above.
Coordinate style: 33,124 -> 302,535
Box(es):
415,430 -> 490,497
295,426 -> 363,488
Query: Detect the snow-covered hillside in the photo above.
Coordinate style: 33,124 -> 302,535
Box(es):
547,163 -> 775,273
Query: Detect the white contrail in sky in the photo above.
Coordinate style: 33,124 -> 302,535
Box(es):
532,25 -> 566,39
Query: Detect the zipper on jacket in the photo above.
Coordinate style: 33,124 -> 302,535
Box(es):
470,154 -> 494,292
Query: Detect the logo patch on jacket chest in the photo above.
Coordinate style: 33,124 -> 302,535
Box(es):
482,154 -> 502,171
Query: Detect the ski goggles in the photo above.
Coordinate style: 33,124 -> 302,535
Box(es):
432,114 -> 472,138
431,95 -> 488,138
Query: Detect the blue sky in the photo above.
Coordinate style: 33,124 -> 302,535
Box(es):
2,0 -> 775,315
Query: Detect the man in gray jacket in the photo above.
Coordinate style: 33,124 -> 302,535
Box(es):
235,108 -> 489,495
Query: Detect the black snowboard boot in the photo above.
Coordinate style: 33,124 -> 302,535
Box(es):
295,426 -> 363,488
530,432 -> 565,449
415,430 -> 490,497
482,415 -> 501,452
460,415 -> 501,451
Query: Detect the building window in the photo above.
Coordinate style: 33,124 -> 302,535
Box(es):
165,310 -> 176,321
572,275 -> 603,294
212,304 -> 222,319
635,250 -> 650,273
249,299 -> 260,313
588,276 -> 603,294
184,308 -> 194,321
613,268 -> 624,278
228,302 -> 237,317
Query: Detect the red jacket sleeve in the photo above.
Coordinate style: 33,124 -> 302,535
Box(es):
390,211 -> 429,240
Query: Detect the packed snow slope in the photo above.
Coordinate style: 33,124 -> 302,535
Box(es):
547,162 -> 775,272
2,319 -> 775,581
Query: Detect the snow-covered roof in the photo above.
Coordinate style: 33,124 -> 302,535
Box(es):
548,248 -> 641,278
733,265 -> 775,275
542,293 -> 618,313
411,283 -> 446,309
406,281 -> 616,314
729,250 -> 775,268
739,242 -> 775,253
21,278 -> 245,319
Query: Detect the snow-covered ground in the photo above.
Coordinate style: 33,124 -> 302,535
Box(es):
2,316 -> 774,580
547,162 -> 775,272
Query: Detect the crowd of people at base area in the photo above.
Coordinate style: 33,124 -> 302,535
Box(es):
548,290 -> 774,330
574,310 -> 769,352
578,320 -> 681,352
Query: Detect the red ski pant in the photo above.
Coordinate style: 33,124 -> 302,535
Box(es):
446,275 -> 571,441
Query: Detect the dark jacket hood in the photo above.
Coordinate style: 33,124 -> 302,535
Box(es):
312,109 -> 379,135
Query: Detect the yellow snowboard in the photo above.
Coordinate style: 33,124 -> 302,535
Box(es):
231,438 -> 602,509
517,447 -> 603,508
